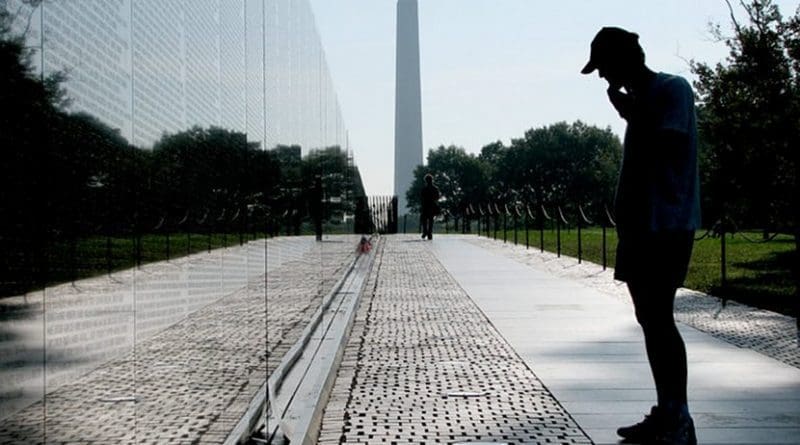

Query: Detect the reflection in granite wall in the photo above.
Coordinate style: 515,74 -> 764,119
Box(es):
0,0 -> 348,428
6,0 -> 347,152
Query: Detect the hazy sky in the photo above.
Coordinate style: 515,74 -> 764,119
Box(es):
309,0 -> 799,196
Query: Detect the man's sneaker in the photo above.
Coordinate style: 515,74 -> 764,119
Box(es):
653,410 -> 697,445
617,406 -> 664,442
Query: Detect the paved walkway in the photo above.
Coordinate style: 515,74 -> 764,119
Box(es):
2,234 -> 797,444
0,237 -> 317,420
0,236 -> 357,444
320,235 -> 800,445
319,237 -> 593,444
467,236 -> 799,369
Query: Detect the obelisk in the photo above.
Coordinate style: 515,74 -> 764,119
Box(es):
394,0 -> 423,215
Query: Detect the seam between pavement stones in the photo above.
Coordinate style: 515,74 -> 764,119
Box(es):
467,236 -> 799,370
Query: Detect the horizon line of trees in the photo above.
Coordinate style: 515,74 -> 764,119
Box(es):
1,7 -> 370,294
406,121 -> 622,228
1,4 -> 368,235
408,0 -> 797,242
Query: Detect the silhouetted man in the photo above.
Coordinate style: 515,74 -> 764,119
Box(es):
582,27 -> 701,445
420,173 -> 439,240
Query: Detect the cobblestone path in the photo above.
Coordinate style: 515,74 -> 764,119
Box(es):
467,236 -> 799,369
0,237 -> 357,444
318,237 -> 592,445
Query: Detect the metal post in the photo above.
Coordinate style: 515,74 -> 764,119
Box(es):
240,208 -> 245,246
720,221 -> 727,289
106,235 -> 113,276
603,204 -> 616,271
577,220 -> 582,264
556,213 -> 561,258
539,219 -> 544,253
70,234 -> 77,284
525,212 -> 529,249
503,212 -> 507,243
513,213 -> 518,245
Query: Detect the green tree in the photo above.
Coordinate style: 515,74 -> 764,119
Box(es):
692,0 -> 799,316
495,121 -> 621,216
691,0 -> 798,230
301,146 -> 365,226
406,145 -> 489,225
151,127 -> 257,228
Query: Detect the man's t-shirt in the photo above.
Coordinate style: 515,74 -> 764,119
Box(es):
615,72 -> 701,234
421,184 -> 440,216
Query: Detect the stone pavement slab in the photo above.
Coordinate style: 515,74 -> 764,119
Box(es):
467,236 -> 799,370
0,237 -> 316,421
0,236 -> 357,444
431,235 -> 800,445
318,236 -> 592,444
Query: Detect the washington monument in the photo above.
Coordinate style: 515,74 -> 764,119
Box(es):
394,0 -> 423,215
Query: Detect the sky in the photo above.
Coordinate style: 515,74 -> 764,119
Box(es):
309,0 -> 800,196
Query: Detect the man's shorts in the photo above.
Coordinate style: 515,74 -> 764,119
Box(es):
614,230 -> 695,288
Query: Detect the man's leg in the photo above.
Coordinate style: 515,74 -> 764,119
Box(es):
628,282 -> 687,406
624,281 -> 695,444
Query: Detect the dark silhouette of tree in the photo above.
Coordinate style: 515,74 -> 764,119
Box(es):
406,145 -> 489,224
691,0 -> 798,231
407,122 -> 621,223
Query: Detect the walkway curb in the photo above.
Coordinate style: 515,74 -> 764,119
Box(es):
229,238 -> 378,445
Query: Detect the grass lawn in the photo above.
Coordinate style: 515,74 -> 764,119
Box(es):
486,226 -> 797,316
2,221 -> 361,298
1,232 -> 267,297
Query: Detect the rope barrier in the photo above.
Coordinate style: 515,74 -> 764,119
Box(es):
724,218 -> 785,243
177,210 -> 189,226
216,209 -> 227,222
604,204 -> 616,227
693,222 -> 717,241
578,205 -> 593,225
152,216 -> 165,231
556,206 -> 569,225
196,209 -> 210,225
526,205 -> 535,220
541,205 -> 552,221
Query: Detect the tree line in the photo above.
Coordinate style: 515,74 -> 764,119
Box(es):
406,121 -> 622,226
408,0 -> 797,244
0,8 -> 368,292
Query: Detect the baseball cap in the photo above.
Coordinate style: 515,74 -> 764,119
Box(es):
581,27 -> 641,74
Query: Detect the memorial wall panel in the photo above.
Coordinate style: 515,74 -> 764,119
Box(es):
0,1 -> 349,441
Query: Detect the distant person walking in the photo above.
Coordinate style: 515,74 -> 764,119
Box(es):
581,27 -> 701,445
420,173 -> 440,240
